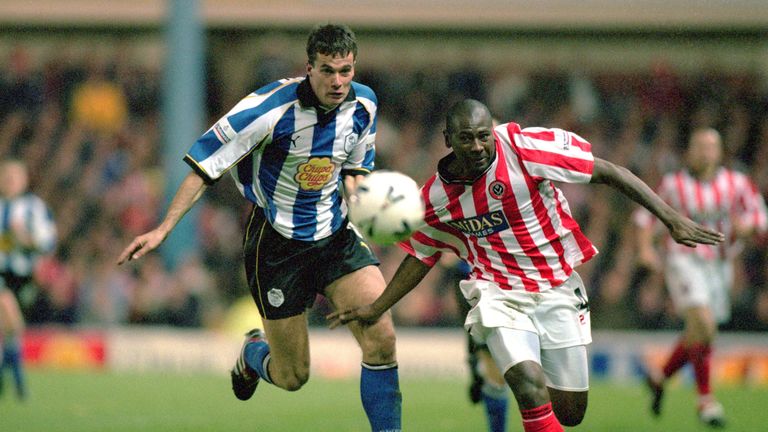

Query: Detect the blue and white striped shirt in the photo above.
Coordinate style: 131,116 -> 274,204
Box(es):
0,193 -> 57,277
185,77 -> 377,241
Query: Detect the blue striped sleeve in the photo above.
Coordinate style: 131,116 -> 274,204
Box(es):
185,81 -> 300,175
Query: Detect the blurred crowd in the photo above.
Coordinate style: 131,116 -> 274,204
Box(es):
1,39 -> 767,332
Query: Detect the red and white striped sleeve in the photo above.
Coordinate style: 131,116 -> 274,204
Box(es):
498,124 -> 594,184
735,172 -> 768,234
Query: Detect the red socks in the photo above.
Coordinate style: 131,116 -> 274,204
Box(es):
521,402 -> 564,432
688,343 -> 712,396
662,340 -> 689,378
662,340 -> 713,396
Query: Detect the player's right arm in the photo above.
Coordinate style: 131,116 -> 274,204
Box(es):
117,171 -> 206,264
327,255 -> 431,328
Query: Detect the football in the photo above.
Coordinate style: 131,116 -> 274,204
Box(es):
348,170 -> 425,245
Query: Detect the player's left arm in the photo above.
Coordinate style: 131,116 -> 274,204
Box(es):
590,157 -> 724,247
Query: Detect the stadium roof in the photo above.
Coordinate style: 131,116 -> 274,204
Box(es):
0,0 -> 766,31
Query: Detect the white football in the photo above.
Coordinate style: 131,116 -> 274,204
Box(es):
348,170 -> 425,245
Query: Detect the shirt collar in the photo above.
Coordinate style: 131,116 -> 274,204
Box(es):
297,76 -> 357,111
437,152 -> 495,185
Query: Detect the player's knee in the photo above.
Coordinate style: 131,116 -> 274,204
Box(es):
550,390 -> 588,426
556,410 -> 585,427
272,363 -> 310,391
359,322 -> 397,363
280,369 -> 310,392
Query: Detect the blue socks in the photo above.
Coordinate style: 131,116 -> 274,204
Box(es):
481,381 -> 509,432
244,339 -> 273,384
2,337 -> 26,399
361,362 -> 402,432
243,343 -> 403,432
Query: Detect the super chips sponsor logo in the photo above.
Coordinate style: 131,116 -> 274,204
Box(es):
446,210 -> 509,237
212,118 -> 236,144
295,157 -> 336,191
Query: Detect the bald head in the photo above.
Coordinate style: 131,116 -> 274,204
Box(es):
0,159 -> 29,198
443,99 -> 496,180
686,128 -> 722,179
446,99 -> 493,133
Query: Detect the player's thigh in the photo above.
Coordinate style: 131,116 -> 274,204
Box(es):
326,264 -> 387,309
0,289 -> 24,332
261,313 -> 311,375
683,305 -> 716,342
326,265 -> 396,363
665,255 -> 710,312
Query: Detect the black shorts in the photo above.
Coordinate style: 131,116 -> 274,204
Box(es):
243,208 -> 380,320
0,272 -> 32,297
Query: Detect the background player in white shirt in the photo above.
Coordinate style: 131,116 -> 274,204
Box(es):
0,159 -> 57,401
118,24 -> 402,432
329,99 -> 723,432
635,127 -> 768,428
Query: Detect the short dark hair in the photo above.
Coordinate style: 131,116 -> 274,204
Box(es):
306,24 -> 358,65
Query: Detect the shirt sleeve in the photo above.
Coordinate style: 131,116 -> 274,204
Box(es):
343,85 -> 377,174
398,233 -> 443,268
29,195 -> 56,253
184,80 -> 295,184
503,124 -> 594,184
735,174 -> 768,234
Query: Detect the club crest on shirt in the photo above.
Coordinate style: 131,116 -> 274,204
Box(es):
267,288 -> 284,307
343,132 -> 358,153
488,180 -> 507,200
295,157 -> 336,191
446,210 -> 509,237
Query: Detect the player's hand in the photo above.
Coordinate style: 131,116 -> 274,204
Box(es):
326,304 -> 381,329
668,217 -> 724,248
342,174 -> 366,199
116,229 -> 167,265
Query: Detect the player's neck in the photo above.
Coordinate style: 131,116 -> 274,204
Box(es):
689,166 -> 718,182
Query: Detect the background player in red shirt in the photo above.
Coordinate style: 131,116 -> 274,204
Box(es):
635,127 -> 768,428
329,99 -> 724,432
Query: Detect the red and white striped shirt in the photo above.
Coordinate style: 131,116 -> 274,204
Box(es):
634,167 -> 768,261
400,122 -> 597,293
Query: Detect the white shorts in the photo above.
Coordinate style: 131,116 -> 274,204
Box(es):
486,327 -> 590,391
460,272 -> 591,349
665,254 -> 732,323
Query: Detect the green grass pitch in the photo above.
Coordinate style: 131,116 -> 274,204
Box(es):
2,370 -> 766,431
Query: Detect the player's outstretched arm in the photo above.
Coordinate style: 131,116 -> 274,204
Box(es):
590,158 -> 724,247
327,255 -> 431,328
117,171 -> 207,265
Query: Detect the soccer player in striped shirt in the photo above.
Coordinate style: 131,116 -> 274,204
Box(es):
118,24 -> 401,431
329,99 -> 723,432
635,127 -> 768,428
0,159 -> 57,400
